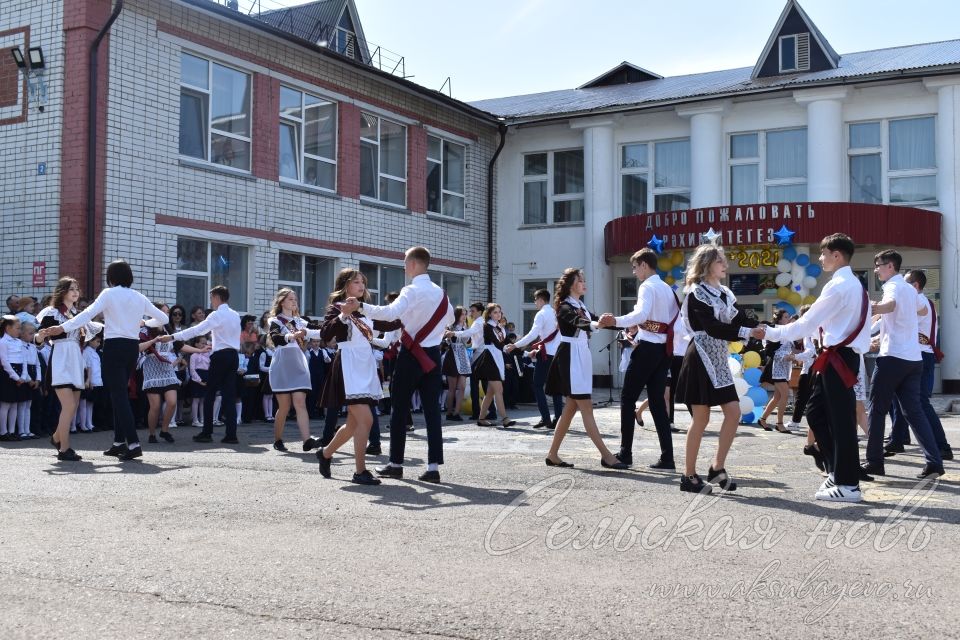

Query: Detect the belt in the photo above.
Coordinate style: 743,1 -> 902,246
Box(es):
558,336 -> 583,344
639,320 -> 669,334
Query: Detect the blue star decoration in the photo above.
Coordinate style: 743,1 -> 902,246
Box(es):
773,224 -> 796,246
701,228 -> 721,244
794,284 -> 802,292
647,234 -> 665,254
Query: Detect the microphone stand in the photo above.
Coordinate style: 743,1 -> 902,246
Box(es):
594,332 -> 621,408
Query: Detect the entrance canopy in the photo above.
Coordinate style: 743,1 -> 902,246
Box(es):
604,202 -> 941,261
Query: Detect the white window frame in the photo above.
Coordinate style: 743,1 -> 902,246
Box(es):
179,52 -> 252,172
277,252 -> 338,317
519,279 -> 555,334
360,112 -> 407,208
428,271 -> 467,309
618,139 -> 691,215
426,134 -> 466,219
279,86 -> 337,191
619,142 -> 649,217
846,116 -> 938,207
358,262 -> 406,305
727,128 -> 808,204
520,149 -> 585,227
176,239 -> 250,312
779,35 -> 798,73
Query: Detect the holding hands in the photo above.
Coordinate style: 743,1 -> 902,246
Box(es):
597,313 -> 617,329
156,334 -> 175,343
340,297 -> 360,315
749,326 -> 766,340
37,326 -> 65,341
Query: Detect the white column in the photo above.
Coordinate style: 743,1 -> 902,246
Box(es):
677,102 -> 727,207
925,77 -> 960,390
794,88 -> 848,201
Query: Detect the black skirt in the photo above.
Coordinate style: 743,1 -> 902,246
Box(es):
675,342 -> 738,407
0,364 -> 31,403
472,350 -> 502,382
442,350 -> 465,378
318,352 -> 376,408
544,343 -> 590,400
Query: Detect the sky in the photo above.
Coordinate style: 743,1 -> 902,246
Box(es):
246,0 -> 960,102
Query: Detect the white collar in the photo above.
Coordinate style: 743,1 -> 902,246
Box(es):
564,296 -> 583,307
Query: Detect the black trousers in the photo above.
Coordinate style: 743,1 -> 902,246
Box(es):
620,341 -> 672,459
805,347 -> 859,486
668,355 -> 683,424
866,356 -> 941,467
791,372 -> 813,423
102,338 -> 140,445
390,346 -> 443,465
203,349 -> 239,439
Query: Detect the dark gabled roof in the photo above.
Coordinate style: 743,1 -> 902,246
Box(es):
256,0 -> 370,63
577,62 -> 662,89
752,0 -> 839,79
470,39 -> 960,123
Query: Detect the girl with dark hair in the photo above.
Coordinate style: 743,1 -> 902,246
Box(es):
757,309 -> 795,433
189,306 -> 206,327
543,268 -> 628,470
166,305 -> 187,335
441,306 -> 471,421
138,319 -> 180,444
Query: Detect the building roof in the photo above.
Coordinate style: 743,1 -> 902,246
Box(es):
256,0 -> 371,63
471,38 -> 960,123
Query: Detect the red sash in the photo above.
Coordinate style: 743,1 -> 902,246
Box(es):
531,328 -> 559,362
399,294 -> 449,373
811,288 -> 868,388
925,298 -> 945,363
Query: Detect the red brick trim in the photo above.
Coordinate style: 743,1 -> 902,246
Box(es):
407,125 -> 427,214
157,21 -> 479,142
0,26 -> 29,126
154,213 -> 480,272
338,102 -> 360,198
252,73 -> 279,181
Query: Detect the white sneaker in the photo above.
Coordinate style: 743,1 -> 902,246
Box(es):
168,421 -> 177,430
213,420 -> 224,426
191,420 -> 203,427
815,483 -> 862,503
786,421 -> 801,430
817,475 -> 836,493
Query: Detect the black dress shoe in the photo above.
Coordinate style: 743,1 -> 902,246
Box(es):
221,437 -> 239,444
352,470 -> 382,485
103,444 -> 126,457
707,465 -> 736,491
273,440 -> 287,452
614,449 -> 632,466
861,462 -> 885,477
302,437 -> 322,452
601,458 -> 629,470
193,434 -> 213,443
917,463 -> 946,479
57,448 -> 82,462
447,414 -> 463,422
118,446 -> 143,461
317,451 -> 332,478
148,435 -> 158,444
365,444 -> 382,455
376,465 -> 403,479
160,432 -> 175,443
680,474 -> 712,494
649,457 -> 676,470
418,470 -> 441,483
941,447 -> 954,461
548,417 -> 558,430
545,457 -> 574,468
883,442 -> 905,457
532,420 -> 549,429
803,444 -> 825,471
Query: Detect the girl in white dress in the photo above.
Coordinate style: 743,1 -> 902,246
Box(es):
267,288 -> 324,453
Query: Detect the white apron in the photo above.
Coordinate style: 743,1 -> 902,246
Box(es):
560,335 -> 593,396
339,316 -> 382,401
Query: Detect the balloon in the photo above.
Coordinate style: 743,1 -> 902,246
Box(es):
743,368 -> 762,386
739,396 -> 755,415
747,386 -> 768,407
671,266 -> 684,280
734,378 -> 751,396
732,353 -> 743,362
782,246 -> 798,261
729,341 -> 743,354
729,357 -> 742,376
803,295 -> 817,305
806,264 -> 822,277
787,291 -> 802,306
461,398 -> 472,414
803,276 -> 818,290
795,254 -> 810,267
658,258 -> 672,272
670,250 -> 684,266
742,351 -> 761,369
657,270 -> 668,278
777,287 -> 791,300
665,276 -> 675,285
741,412 -> 757,424
777,259 -> 792,273
775,272 -> 792,287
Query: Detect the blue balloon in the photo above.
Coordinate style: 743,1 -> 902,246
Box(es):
671,266 -> 684,280
782,246 -> 798,261
743,368 -> 762,386
741,412 -> 757,424
806,264 -> 822,277
795,254 -> 810,267
747,386 -> 768,406
732,353 -> 743,362
657,270 -> 667,278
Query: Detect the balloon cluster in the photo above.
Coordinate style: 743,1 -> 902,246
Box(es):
655,249 -> 686,289
773,225 -> 819,316
728,341 -> 766,424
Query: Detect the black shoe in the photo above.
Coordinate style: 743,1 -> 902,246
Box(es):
447,414 -> 463,422
193,434 -> 213,443
221,437 -> 239,444
635,415 -> 644,427
549,417 -> 559,430
601,458 -> 629,470
861,462 -> 885,477
680,474 -> 713,494
545,457 -> 574,468
418,470 -> 441,483
159,432 -> 175,443
649,457 -> 676,470
940,447 -> 954,461
917,463 -> 946,479
405,424 -> 415,432
376,464 -> 403,479
57,448 -> 82,462
103,444 -> 126,457
365,444 -> 382,455
302,437 -> 322,452
316,451 -> 332,478
118,446 -> 143,461
614,449 -> 633,466
803,444 -> 826,472
883,442 -> 905,457
532,420 -> 549,429
148,435 -> 158,444
707,465 -> 737,491
273,440 -> 287,452
352,470 -> 382,485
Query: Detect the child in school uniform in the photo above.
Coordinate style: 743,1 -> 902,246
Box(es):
188,335 -> 211,427
0,315 -> 33,441
18,322 -> 41,439
79,334 -> 104,432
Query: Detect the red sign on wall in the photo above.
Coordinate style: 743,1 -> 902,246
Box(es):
32,261 -> 45,287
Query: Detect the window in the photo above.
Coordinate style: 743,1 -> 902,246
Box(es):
179,53 -> 251,171
427,135 -> 465,218
277,252 -> 337,317
778,33 -> 809,73
619,140 -> 690,215
618,278 -> 638,316
519,280 -> 553,334
359,262 -> 406,305
360,113 -> 406,206
428,272 -> 466,309
333,7 -> 362,61
848,117 -> 936,205
522,150 -> 584,225
176,239 -> 248,312
279,87 -> 337,190
728,129 -> 807,204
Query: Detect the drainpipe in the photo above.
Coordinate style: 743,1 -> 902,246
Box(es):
485,122 -> 507,300
87,0 -> 124,293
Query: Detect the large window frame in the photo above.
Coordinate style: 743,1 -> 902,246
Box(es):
428,271 -> 467,309
358,262 -> 406,305
277,252 -> 338,318
360,112 -> 407,207
619,139 -> 691,216
427,135 -> 466,219
521,149 -> 585,226
519,279 -> 555,335
176,239 -> 250,312
279,86 -> 337,191
847,116 -> 937,206
728,128 -> 808,205
179,52 -> 252,172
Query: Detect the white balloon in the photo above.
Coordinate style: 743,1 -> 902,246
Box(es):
775,272 -> 792,287
803,276 -> 818,290
734,378 -> 750,396
777,259 -> 792,273
728,357 -> 742,376
739,396 -> 755,415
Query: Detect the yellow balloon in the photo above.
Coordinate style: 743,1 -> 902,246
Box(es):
803,295 -> 817,305
460,398 -> 472,415
658,257 -> 672,272
777,287 -> 790,300
729,341 -> 743,354
742,351 -> 761,369
670,250 -> 684,266
787,292 -> 802,305
665,276 -> 675,285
